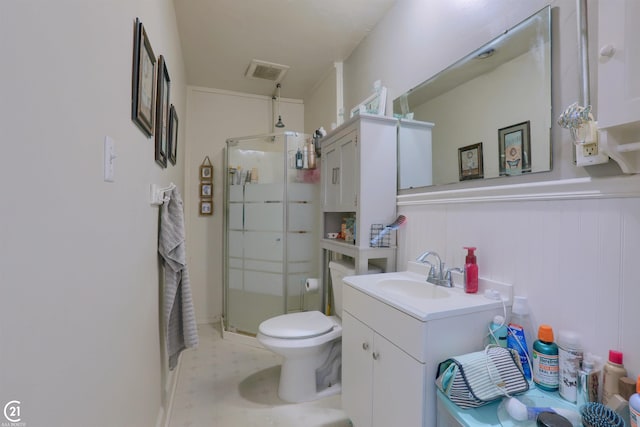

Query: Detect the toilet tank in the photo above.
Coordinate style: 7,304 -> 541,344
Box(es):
329,259 -> 381,318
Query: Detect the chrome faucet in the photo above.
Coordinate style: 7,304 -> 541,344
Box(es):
415,251 -> 461,287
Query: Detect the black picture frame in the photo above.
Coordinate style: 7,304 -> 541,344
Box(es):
131,18 -> 156,137
168,104 -> 178,165
458,142 -> 484,181
155,55 -> 170,168
498,121 -> 531,176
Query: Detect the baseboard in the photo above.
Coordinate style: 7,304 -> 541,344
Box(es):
156,351 -> 182,427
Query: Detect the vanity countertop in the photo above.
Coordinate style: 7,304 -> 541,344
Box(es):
342,262 -> 512,322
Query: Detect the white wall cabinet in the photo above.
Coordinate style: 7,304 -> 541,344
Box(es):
597,0 -> 640,173
320,113 -> 398,275
342,311 -> 425,427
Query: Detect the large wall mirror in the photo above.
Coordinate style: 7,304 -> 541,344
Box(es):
395,6 -> 552,190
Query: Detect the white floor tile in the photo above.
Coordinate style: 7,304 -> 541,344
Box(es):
169,323 -> 351,427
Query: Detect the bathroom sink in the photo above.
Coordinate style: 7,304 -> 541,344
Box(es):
377,278 -> 449,300
342,262 -> 512,321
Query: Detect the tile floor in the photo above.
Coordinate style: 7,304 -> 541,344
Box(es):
168,323 -> 351,427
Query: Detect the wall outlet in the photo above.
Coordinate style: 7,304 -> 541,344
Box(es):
576,122 -> 608,166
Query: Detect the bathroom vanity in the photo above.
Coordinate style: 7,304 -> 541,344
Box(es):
341,265 -> 512,426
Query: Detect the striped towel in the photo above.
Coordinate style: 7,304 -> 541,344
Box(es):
159,187 -> 199,370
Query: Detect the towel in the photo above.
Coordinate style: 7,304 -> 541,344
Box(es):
158,187 -> 199,370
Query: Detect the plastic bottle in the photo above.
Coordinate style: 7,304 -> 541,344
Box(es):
463,246 -> 478,293
507,296 -> 534,380
532,324 -> 559,391
630,375 -> 640,427
602,350 -> 628,407
557,330 -> 583,403
489,315 -> 508,348
577,354 -> 600,407
295,148 -> 303,169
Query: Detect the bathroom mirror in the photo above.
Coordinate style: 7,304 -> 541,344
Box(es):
395,6 -> 551,190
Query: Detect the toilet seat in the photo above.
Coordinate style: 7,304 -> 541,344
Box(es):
259,311 -> 335,339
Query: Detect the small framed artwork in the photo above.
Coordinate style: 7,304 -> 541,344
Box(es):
200,201 -> 213,216
458,142 -> 484,181
155,55 -> 171,168
168,104 -> 178,165
131,19 -> 156,137
499,121 -> 531,176
200,165 -> 213,181
200,183 -> 213,199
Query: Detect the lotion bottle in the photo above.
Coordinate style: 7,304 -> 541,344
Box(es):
463,247 -> 478,293
602,350 -> 627,407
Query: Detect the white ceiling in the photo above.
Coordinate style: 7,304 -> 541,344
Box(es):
173,0 -> 396,99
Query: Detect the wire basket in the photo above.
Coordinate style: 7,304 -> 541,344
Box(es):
370,224 -> 391,248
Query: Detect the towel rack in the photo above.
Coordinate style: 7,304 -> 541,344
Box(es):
150,182 -> 176,206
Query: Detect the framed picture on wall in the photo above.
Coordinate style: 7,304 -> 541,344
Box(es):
458,142 -> 484,181
498,121 -> 531,176
131,18 -> 156,137
168,104 -> 178,165
200,201 -> 213,216
200,165 -> 212,181
155,55 -> 170,168
200,183 -> 212,199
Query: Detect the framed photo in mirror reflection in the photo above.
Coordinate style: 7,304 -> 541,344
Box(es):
499,121 -> 531,176
458,142 -> 484,181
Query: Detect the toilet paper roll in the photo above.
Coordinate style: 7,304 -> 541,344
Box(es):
305,278 -> 319,293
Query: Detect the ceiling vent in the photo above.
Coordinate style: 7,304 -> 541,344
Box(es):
245,59 -> 289,82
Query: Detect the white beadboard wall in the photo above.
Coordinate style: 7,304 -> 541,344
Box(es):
396,176 -> 640,377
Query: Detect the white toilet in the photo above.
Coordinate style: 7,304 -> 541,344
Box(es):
257,259 -> 380,403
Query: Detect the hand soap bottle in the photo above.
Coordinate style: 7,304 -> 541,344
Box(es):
463,246 -> 478,293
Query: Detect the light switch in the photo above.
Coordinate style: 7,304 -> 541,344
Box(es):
104,136 -> 116,182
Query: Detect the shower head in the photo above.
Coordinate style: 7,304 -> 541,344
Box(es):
273,83 -> 285,129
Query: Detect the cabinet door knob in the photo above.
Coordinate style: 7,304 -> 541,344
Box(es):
372,352 -> 380,360
600,44 -> 616,58
362,342 -> 369,351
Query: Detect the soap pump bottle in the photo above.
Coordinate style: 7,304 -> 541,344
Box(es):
463,247 -> 478,293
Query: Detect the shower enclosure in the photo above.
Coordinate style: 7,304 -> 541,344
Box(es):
224,131 -> 321,336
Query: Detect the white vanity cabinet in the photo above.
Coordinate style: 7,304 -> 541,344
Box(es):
341,276 -> 506,426
342,311 -> 425,427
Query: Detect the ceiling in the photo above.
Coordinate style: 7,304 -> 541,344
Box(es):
173,0 -> 397,99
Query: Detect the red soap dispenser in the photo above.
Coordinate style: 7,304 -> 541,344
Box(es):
463,247 -> 478,293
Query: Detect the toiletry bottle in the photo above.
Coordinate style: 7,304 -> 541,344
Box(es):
302,143 -> 309,169
532,324 -> 559,392
507,296 -> 533,380
602,350 -> 627,407
629,375 -> 640,427
295,148 -> 303,169
463,246 -> 478,293
558,330 -> 583,403
307,139 -> 316,169
489,315 -> 508,348
577,356 -> 598,407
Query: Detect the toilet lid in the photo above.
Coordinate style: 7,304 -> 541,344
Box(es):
259,311 -> 335,339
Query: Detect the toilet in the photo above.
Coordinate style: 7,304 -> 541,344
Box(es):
257,259 -> 380,403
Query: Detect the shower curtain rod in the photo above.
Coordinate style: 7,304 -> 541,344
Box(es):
226,130 -> 302,144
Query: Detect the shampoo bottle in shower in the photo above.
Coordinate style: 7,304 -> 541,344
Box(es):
295,148 -> 303,169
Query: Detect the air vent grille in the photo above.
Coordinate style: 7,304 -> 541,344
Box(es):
245,59 -> 289,82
